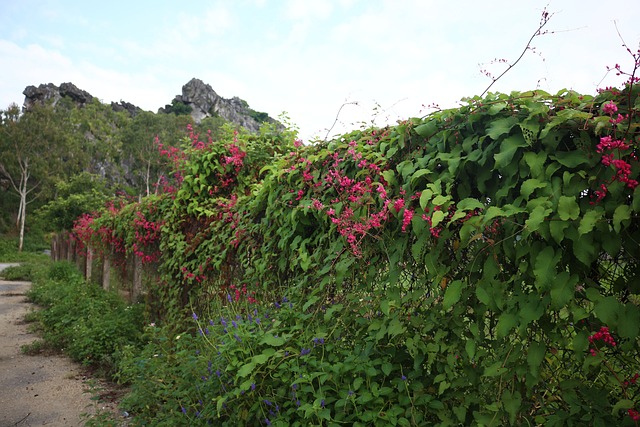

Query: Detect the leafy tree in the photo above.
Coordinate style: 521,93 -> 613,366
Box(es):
35,172 -> 110,232
0,103 -> 71,250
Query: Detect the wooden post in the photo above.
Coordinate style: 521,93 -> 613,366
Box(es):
102,253 -> 111,291
132,255 -> 142,303
85,247 -> 93,281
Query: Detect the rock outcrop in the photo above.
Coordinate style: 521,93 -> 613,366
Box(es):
110,100 -> 142,117
23,82 -> 94,111
161,78 -> 282,133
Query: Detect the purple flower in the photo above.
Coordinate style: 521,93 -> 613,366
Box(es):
234,333 -> 242,342
321,399 -> 325,408
251,383 -> 256,391
300,348 -> 311,356
220,317 -> 227,327
275,301 -> 281,309
255,317 -> 261,325
192,312 -> 198,320
264,399 -> 272,406
227,294 -> 232,302
215,369 -> 221,378
265,418 -> 272,426
181,406 -> 187,414
313,337 -> 325,346
232,320 -> 238,328
209,319 -> 214,326
401,375 -> 407,381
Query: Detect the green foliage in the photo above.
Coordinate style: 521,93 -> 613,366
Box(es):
35,172 -> 110,232
0,262 -> 46,281
27,261 -> 145,377
72,84 -> 640,425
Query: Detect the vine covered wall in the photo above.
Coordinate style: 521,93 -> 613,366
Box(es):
74,85 -> 640,425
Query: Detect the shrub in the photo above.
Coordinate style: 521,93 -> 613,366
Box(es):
28,262 -> 145,377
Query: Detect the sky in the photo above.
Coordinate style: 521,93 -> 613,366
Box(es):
1,0 -> 639,142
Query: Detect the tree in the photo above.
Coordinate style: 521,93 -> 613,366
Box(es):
0,103 -> 69,250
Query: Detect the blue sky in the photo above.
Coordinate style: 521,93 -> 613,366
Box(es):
1,0 -> 639,141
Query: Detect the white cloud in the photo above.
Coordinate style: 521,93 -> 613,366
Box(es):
285,0 -> 333,21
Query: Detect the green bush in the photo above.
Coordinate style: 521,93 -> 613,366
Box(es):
28,262 -> 145,377
0,262 -> 47,281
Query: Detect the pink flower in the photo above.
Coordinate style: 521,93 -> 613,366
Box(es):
602,101 -> 618,115
393,198 -> 405,213
402,208 -> 414,232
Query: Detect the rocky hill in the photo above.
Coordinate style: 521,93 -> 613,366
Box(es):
161,78 -> 282,133
22,78 -> 281,133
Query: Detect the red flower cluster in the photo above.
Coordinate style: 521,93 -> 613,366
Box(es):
588,326 -> 617,356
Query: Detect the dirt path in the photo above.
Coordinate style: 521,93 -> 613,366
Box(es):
0,264 -> 107,427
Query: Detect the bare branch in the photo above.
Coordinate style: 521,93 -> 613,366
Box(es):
480,8 -> 553,97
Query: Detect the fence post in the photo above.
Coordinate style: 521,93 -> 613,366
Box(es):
132,255 -> 142,303
85,247 -> 93,282
102,253 -> 111,290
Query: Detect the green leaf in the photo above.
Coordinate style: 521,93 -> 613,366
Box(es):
549,220 -> 569,245
502,390 -> 522,425
431,210 -> 446,227
494,135 -> 527,168
456,198 -> 484,211
388,318 -> 406,337
523,152 -> 547,178
465,339 -> 476,360
551,151 -> 591,168
442,280 -> 463,310
382,362 -> 392,376
525,205 -> 549,233
527,342 -> 546,375
533,246 -> 558,291
612,205 -> 631,233
521,179 -> 548,199
594,297 -> 620,325
573,234 -> 597,266
550,272 -> 576,309
237,362 -> 255,378
414,120 -> 437,138
557,196 -> 580,221
618,304 -> 640,339
483,361 -> 508,377
324,303 -> 344,321
261,335 -> 286,347
578,210 -> 603,235
612,399 -> 635,416
496,313 -> 518,338
486,116 -> 518,139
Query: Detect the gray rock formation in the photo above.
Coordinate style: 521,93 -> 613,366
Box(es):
161,78 -> 282,133
110,100 -> 142,117
23,82 -> 94,111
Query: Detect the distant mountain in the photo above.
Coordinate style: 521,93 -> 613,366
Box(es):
22,78 -> 281,133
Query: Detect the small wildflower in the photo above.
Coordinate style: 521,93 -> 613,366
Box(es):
300,348 -> 311,356
192,312 -> 198,321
